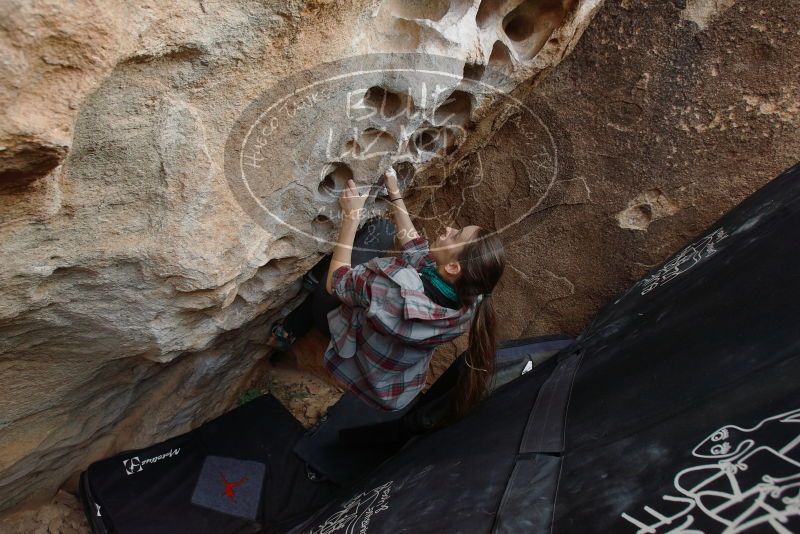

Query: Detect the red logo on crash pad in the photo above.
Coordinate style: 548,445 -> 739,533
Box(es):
220,471 -> 248,502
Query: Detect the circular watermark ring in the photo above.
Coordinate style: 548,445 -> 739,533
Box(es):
223,53 -> 559,254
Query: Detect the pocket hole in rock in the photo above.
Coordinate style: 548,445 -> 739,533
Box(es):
502,12 -> 535,42
394,161 -> 416,188
0,142 -> 66,192
363,86 -> 414,120
412,128 -> 440,154
318,162 -> 353,199
358,128 -> 398,158
411,127 -> 459,157
487,40 -> 513,74
312,213 -> 334,237
433,90 -> 473,126
502,0 -> 574,60
462,62 -> 486,83
476,0 -> 505,28
343,139 -> 362,157
376,161 -> 414,199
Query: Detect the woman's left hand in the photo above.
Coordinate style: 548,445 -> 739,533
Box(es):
339,179 -> 368,221
383,167 -> 401,197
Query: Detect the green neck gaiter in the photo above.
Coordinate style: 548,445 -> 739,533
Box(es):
420,265 -> 460,306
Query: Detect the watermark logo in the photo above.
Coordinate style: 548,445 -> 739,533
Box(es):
224,53 -> 560,252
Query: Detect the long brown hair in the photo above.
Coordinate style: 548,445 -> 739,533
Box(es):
451,228 -> 505,419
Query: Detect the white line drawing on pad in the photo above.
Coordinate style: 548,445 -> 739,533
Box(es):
621,407 -> 800,533
310,481 -> 392,534
639,227 -> 728,296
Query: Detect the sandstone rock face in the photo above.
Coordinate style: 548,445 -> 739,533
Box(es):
0,0 -> 602,513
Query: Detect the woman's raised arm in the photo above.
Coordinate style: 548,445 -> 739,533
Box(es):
325,179 -> 367,295
383,167 -> 419,246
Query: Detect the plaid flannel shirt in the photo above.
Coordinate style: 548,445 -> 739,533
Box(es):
324,236 -> 479,411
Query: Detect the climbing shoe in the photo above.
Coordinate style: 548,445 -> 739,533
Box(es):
267,321 -> 296,352
301,270 -> 320,292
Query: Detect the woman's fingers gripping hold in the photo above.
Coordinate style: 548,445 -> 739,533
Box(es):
340,179 -> 368,221
383,167 -> 401,196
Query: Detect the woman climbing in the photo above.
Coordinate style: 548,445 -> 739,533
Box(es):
269,167 -> 505,418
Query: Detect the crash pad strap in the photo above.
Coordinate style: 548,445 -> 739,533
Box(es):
491,454 -> 562,534
520,349 -> 583,454
491,349 -> 583,533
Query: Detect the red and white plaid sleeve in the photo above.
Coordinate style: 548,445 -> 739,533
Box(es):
331,263 -> 373,308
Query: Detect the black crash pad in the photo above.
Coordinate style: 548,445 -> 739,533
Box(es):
79,394 -> 338,534
292,335 -> 573,487
286,162 -> 800,533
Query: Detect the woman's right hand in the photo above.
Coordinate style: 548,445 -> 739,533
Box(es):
382,167 -> 418,244
339,179 -> 368,221
383,167 -> 401,198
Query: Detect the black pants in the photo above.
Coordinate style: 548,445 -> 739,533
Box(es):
283,218 -> 397,338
